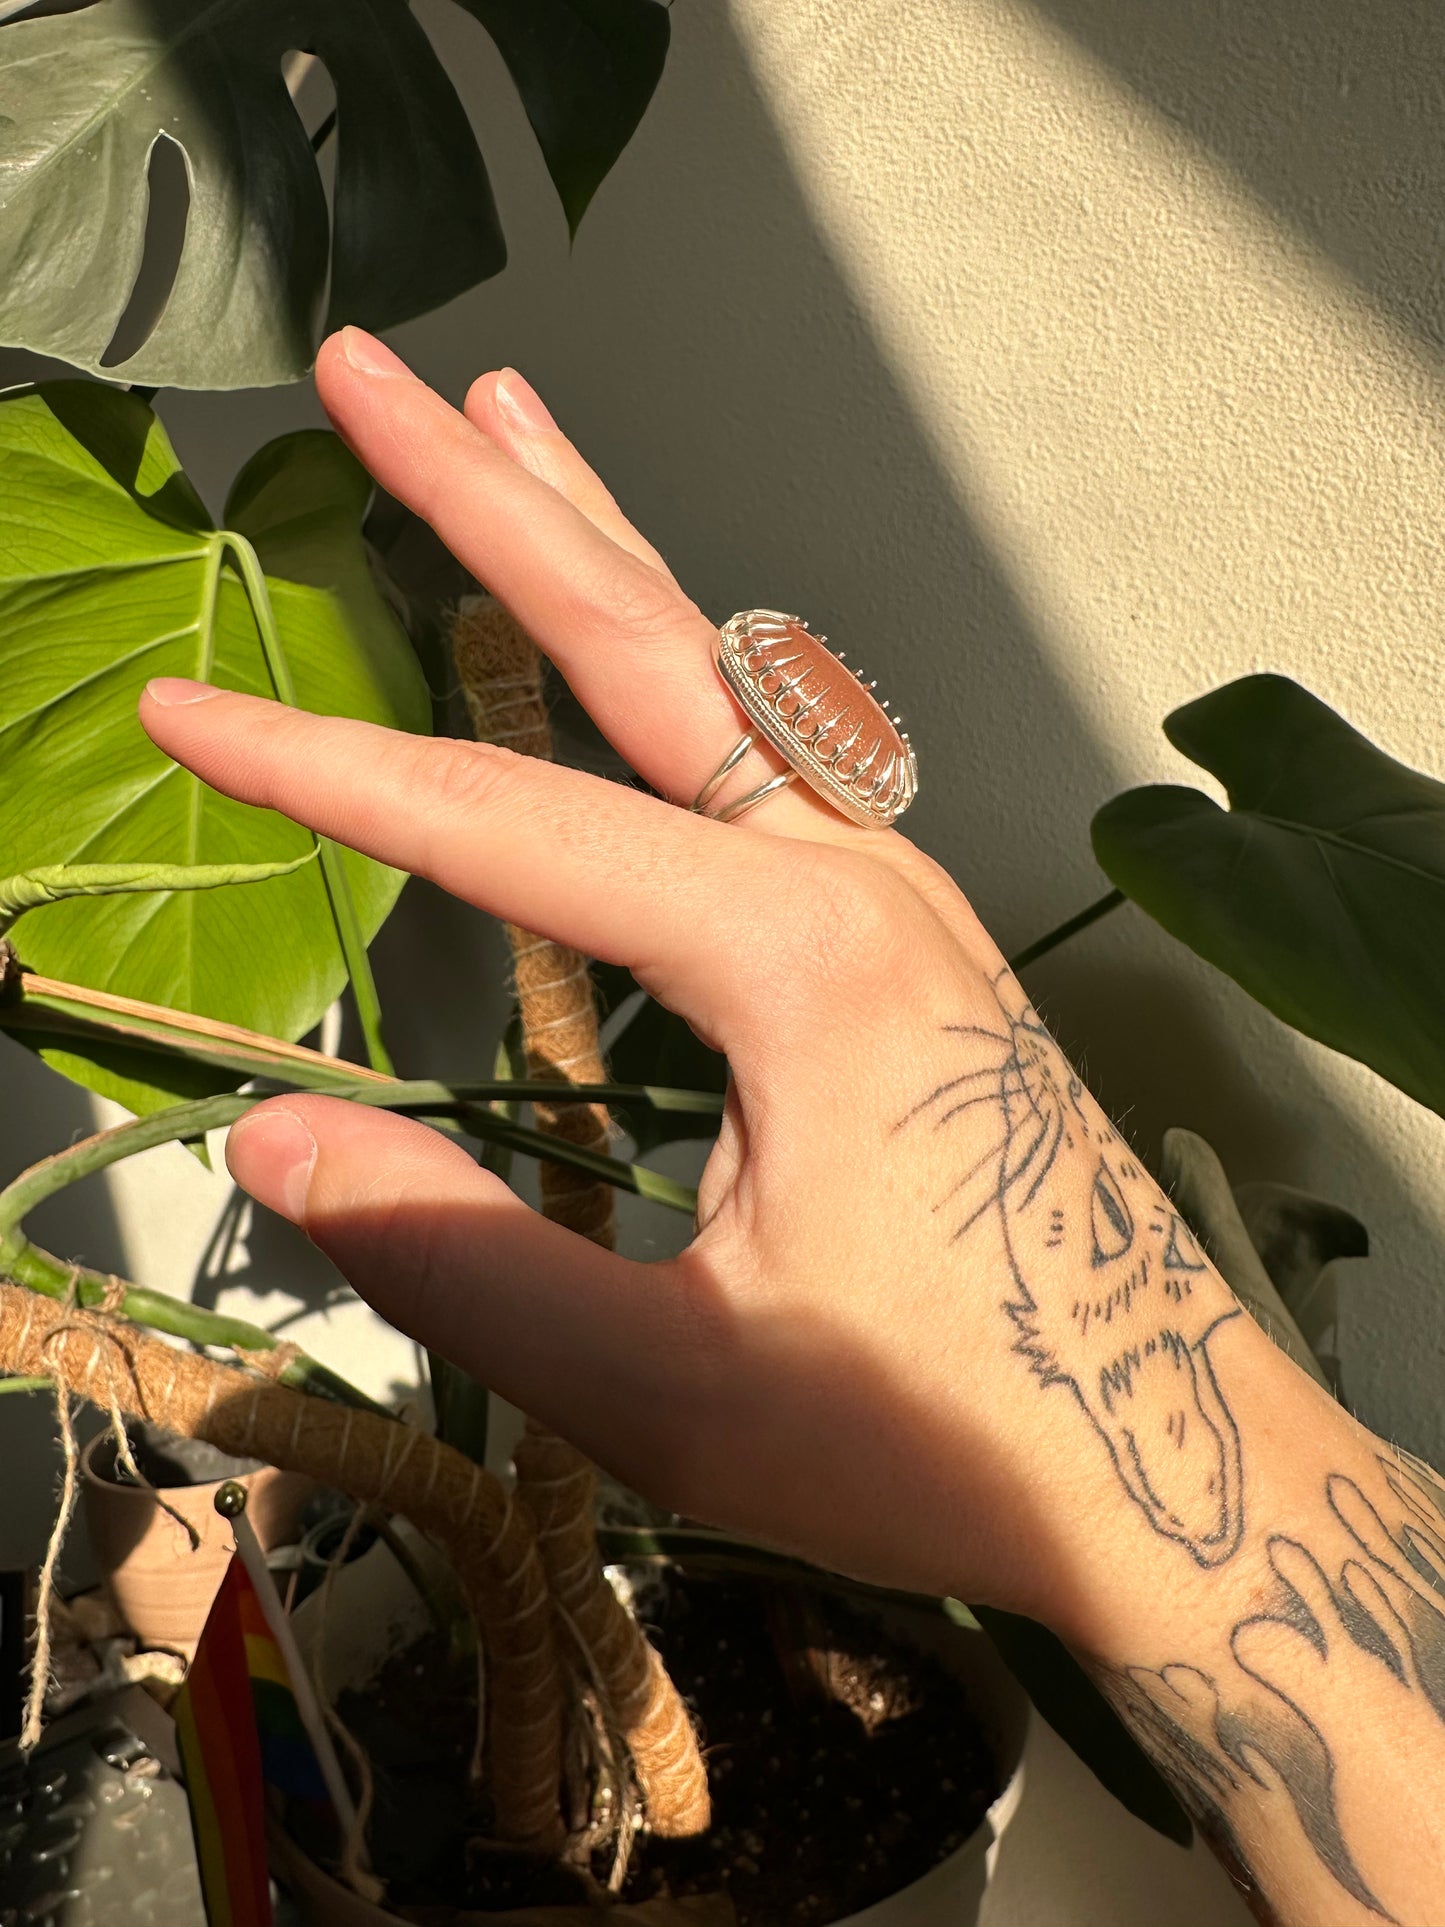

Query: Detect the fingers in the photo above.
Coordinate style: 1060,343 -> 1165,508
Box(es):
1266,1535 -> 1343,1645
465,368 -> 674,578
226,1098 -> 704,1485
139,684 -> 788,1032
314,330 -> 843,840
1331,1474 -> 1445,1615
1330,1476 -> 1402,1568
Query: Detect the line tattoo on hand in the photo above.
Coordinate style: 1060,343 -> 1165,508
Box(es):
900,969 -> 1244,1565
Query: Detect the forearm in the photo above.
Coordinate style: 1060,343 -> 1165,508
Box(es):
1063,1333 -> 1445,1926
916,965 -> 1445,1924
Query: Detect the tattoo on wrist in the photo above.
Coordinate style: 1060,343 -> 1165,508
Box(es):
1103,1455 -> 1445,1923
900,968 -> 1244,1565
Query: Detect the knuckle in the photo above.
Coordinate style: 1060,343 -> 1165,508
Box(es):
785,858 -> 924,993
413,738 -> 528,835
585,547 -> 701,648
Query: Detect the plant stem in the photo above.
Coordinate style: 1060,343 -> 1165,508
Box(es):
2,979 -> 724,1131
223,534 -> 394,1075
0,1376 -> 51,1396
0,1082 -> 704,1255
4,970 -> 393,1086
2,1238 -> 386,1414
1007,888 -> 1126,972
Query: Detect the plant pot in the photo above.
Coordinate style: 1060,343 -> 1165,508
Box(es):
81,1422 -> 313,1659
276,1535 -> 1028,1927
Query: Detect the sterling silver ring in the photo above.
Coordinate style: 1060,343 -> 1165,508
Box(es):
692,610 -> 918,829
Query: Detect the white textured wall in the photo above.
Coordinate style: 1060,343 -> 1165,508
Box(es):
4,2 -> 1442,1918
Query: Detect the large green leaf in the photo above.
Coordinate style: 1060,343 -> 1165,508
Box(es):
0,382 -> 429,1113
1092,676 -> 1445,1118
0,0 -> 669,389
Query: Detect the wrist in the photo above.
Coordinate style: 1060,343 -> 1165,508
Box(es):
1024,1309 -> 1367,1663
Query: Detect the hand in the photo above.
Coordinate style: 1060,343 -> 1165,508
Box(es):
139,328 -> 1264,1618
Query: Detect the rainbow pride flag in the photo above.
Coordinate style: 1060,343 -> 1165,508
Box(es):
175,1554 -> 334,1927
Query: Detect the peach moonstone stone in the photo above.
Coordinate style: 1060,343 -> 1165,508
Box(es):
714,609 -> 918,828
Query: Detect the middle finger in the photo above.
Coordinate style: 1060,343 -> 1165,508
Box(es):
316,329 -> 870,848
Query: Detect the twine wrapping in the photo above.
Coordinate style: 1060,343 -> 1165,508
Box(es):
0,1284 -> 565,1852
452,597 -> 711,1837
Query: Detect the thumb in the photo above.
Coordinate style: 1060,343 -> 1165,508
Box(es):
226,1096 -> 703,1491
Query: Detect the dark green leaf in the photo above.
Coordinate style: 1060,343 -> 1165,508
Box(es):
972,1605 -> 1193,1847
1092,676 -> 1445,1118
0,0 -> 667,388
0,384 -> 429,1113
1158,1128 -> 1330,1391
595,961 -> 728,1152
429,1356 -> 490,1470
459,0 -> 670,236
1233,1179 -> 1368,1397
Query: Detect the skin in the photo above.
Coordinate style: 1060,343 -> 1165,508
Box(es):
140,329 -> 1445,1924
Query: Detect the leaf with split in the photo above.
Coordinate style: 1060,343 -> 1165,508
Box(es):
0,0 -> 669,389
1092,676 -> 1445,1119
0,383 -> 429,1115
0,853 -> 317,937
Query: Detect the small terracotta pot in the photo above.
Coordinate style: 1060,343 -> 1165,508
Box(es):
81,1423 -> 313,1658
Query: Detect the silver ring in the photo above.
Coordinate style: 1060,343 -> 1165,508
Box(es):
691,610 -> 918,829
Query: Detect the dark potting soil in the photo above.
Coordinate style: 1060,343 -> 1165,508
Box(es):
320,1571 -> 1000,1924
620,1574 -> 999,1924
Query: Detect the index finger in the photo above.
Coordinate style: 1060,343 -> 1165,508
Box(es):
138,682 -> 791,1034
316,329 -> 862,848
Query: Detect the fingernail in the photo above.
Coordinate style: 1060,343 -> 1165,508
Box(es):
228,1108 -> 317,1223
495,367 -> 558,435
144,677 -> 221,706
339,326 -> 411,379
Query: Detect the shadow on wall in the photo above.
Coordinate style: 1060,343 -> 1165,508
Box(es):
1025,0 -> 1445,352
306,0 -> 1128,947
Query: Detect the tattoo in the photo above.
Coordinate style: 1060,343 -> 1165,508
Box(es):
902,972 -> 1445,1915
1104,1455 -> 1445,1924
902,970 -> 1244,1565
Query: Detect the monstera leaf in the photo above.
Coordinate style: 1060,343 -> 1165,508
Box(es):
0,383 -> 429,1113
1093,676 -> 1445,1119
0,0 -> 669,388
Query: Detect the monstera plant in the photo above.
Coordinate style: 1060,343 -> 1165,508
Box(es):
2,0 -> 1434,1910
1016,669 -> 1443,1422
0,0 -> 669,388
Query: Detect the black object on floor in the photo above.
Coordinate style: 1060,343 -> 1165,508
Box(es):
0,1686 -> 205,1927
